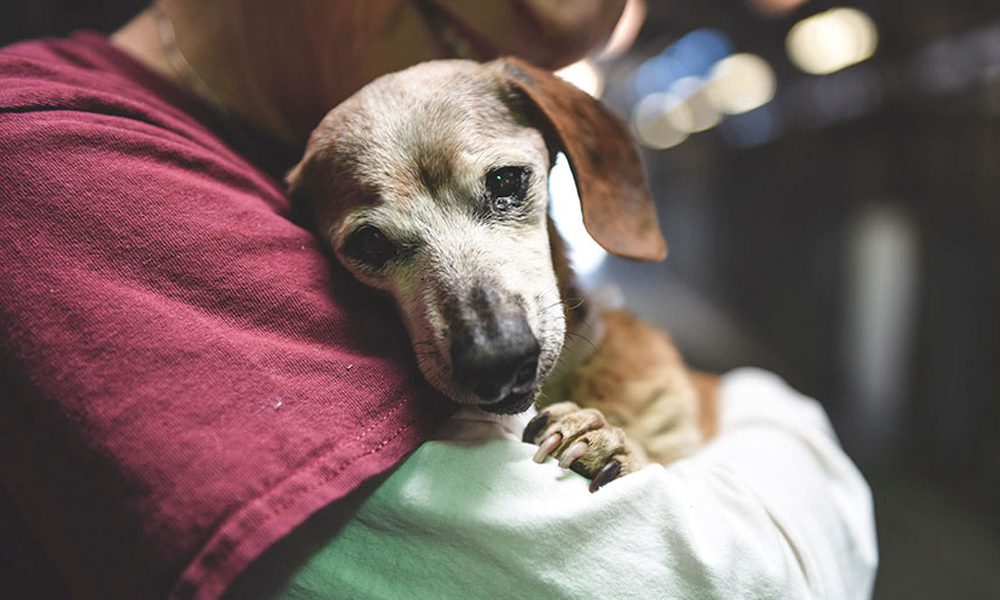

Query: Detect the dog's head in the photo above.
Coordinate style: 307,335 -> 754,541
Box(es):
287,57 -> 664,414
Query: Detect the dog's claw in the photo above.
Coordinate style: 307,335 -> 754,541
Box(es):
569,458 -> 589,477
589,460 -> 622,493
524,402 -> 644,490
558,441 -> 589,468
533,432 -> 562,463
522,411 -> 549,443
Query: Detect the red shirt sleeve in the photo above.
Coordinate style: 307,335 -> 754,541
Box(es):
0,35 -> 449,600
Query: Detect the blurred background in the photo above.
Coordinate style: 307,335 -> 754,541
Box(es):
2,0 -> 997,597
553,1 -> 1000,597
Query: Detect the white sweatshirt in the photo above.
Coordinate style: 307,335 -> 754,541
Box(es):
264,368 -> 878,599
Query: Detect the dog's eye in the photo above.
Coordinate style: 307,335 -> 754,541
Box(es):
341,225 -> 398,270
484,166 -> 529,210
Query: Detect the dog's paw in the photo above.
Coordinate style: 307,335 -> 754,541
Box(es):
522,401 -> 649,493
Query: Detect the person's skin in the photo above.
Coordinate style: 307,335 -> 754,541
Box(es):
112,0 -> 626,146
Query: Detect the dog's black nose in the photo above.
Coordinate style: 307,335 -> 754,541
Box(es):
450,296 -> 540,404
452,331 -> 540,403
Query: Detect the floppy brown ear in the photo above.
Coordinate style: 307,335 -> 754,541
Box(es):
494,56 -> 667,261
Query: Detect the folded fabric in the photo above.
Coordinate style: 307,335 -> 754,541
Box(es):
0,32 -> 450,600
232,369 -> 877,600
231,368 -> 878,600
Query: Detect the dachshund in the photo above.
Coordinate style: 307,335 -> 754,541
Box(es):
286,57 -> 716,492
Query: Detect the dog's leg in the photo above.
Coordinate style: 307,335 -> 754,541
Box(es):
690,370 -> 721,440
527,226 -> 715,489
528,314 -> 716,491
562,309 -> 705,464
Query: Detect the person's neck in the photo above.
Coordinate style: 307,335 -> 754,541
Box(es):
111,4 -> 303,146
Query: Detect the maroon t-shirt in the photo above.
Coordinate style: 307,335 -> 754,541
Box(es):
0,32 -> 449,599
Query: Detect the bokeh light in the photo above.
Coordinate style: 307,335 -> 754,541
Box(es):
632,30 -> 781,149
633,28 -> 734,98
632,92 -> 690,150
786,7 -> 879,75
667,77 -> 722,132
705,53 -> 777,115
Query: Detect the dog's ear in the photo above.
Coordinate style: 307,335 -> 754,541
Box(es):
284,155 -> 319,228
492,56 -> 667,261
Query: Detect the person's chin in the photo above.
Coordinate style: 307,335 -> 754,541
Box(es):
418,0 -> 586,69
415,0 -> 497,62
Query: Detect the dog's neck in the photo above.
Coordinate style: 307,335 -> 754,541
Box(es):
537,283 -> 624,409
540,218 -> 603,407
547,219 -> 586,333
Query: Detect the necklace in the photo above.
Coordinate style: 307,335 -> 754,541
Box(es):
152,3 -> 229,114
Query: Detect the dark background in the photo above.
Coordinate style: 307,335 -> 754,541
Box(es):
2,1 -> 997,597
604,2 -> 1000,598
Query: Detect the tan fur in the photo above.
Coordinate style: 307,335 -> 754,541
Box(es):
691,371 -> 721,441
551,311 -> 704,463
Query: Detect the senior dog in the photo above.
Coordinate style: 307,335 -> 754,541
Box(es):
286,57 -> 714,491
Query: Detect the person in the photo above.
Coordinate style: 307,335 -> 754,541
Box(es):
0,1 -> 876,598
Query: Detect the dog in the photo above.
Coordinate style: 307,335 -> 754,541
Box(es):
286,57 -> 715,492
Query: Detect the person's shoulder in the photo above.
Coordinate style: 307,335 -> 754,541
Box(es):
3,34 -> 116,111
0,32 -> 198,133
0,35 -> 214,183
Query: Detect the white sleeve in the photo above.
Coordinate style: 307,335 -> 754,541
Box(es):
261,368 -> 878,600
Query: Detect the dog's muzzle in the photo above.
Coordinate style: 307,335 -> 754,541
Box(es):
448,286 -> 540,413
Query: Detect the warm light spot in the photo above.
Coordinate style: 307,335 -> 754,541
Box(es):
786,7 -> 878,75
556,60 -> 604,98
705,53 -> 777,115
632,92 -> 690,150
666,77 -> 722,133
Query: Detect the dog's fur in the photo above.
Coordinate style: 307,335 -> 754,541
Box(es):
288,57 -> 713,488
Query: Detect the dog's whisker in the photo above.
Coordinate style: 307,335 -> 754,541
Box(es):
563,331 -> 596,350
556,344 -> 581,357
541,297 -> 587,313
560,297 -> 588,311
551,348 -> 581,366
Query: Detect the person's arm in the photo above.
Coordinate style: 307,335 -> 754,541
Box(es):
227,368 -> 877,599
0,85 -> 444,598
